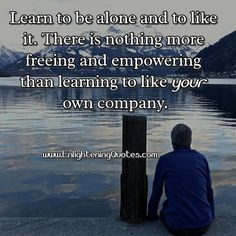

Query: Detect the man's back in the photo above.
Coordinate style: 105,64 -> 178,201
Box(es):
148,147 -> 214,229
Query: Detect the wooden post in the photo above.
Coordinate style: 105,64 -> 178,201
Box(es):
120,114 -> 147,223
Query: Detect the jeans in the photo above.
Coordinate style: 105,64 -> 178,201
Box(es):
160,210 -> 210,236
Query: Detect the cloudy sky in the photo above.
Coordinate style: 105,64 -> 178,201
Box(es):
0,0 -> 235,52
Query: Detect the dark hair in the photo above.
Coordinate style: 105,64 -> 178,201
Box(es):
171,124 -> 192,147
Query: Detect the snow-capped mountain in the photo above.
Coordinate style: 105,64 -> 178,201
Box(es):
0,42 -> 25,69
3,25 -> 197,76
96,25 -> 196,58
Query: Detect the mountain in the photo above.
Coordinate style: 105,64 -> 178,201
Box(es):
0,43 -> 25,70
178,30 -> 236,78
3,26 -> 196,77
0,70 -> 10,77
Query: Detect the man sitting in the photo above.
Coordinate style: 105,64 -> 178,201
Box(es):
148,124 -> 214,236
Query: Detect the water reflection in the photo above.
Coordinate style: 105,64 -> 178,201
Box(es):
0,78 -> 235,216
193,84 -> 236,119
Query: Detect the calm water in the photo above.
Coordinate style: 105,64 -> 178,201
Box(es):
0,77 -> 235,217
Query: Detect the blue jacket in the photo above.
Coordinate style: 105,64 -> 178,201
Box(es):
148,147 -> 214,229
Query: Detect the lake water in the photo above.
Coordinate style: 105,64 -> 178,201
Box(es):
0,77 -> 235,217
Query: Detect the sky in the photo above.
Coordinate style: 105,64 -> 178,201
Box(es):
0,0 -> 235,52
